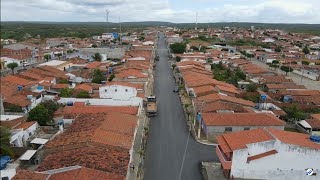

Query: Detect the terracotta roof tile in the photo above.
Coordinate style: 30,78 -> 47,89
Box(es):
1,75 -> 36,86
202,113 -> 285,126
49,167 -> 125,180
197,93 -> 255,107
215,85 -> 239,94
116,69 -> 148,78
62,106 -> 138,117
267,128 -> 320,150
311,114 -> 320,120
247,150 -> 278,162
14,121 -> 37,130
305,119 -> 320,129
37,146 -> 129,175
217,128 -> 275,152
12,170 -> 48,180
74,84 -> 93,92
86,61 -> 101,69
52,84 -> 69,89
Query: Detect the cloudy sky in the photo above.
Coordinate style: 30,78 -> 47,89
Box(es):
1,0 -> 320,23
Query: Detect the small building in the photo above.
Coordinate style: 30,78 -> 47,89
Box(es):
201,113 -> 285,140
298,119 -> 320,136
216,128 -> 320,180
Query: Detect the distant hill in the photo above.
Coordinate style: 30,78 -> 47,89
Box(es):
1,21 -> 319,41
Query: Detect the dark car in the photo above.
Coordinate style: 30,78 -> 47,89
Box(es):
173,86 -> 179,92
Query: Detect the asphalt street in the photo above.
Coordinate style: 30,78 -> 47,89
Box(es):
144,33 -> 218,180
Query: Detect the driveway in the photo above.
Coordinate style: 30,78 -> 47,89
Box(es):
144,33 -> 218,180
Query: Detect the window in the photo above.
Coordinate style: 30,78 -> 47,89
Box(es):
244,127 -> 250,131
115,89 -> 117,92
125,89 -> 128,92
105,89 -> 107,92
225,127 -> 232,132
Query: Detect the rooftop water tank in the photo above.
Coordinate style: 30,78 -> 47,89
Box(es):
27,95 -> 33,100
0,156 -> 10,170
37,86 -> 43,90
66,101 -> 73,106
17,85 -> 23,91
310,136 -> 320,143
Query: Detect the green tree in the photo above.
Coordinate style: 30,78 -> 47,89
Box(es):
235,70 -> 246,80
280,66 -> 293,75
198,35 -> 207,41
92,69 -> 106,84
44,54 -> 51,61
57,53 -> 62,60
59,79 -> 69,84
176,56 -> 181,62
92,53 -> 102,61
28,104 -> 50,126
303,45 -> 310,54
138,36 -> 145,41
76,90 -> 90,98
170,43 -> 186,54
7,104 -> 23,112
190,46 -> 199,51
172,64 -> 177,69
7,62 -> 18,75
108,74 -> 115,82
0,126 -> 14,157
274,46 -> 281,52
283,106 -> 307,122
40,101 -> 61,120
60,88 -> 73,97
302,61 -> 310,65
247,83 -> 258,92
92,44 -> 98,48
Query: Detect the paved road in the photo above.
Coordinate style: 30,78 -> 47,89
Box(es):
144,33 -> 218,180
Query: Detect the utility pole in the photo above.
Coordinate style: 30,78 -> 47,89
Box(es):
106,9 -> 109,33
119,16 -> 122,44
195,12 -> 198,31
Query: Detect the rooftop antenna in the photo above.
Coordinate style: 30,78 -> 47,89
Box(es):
106,9 -> 109,33
195,12 -> 198,31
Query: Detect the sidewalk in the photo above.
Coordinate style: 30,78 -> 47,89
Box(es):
126,110 -> 148,180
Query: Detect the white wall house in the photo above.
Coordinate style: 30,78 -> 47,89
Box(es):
99,84 -> 137,100
10,121 -> 39,147
216,128 -> 320,180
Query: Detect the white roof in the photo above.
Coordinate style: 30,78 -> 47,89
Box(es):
19,150 -> 37,160
39,60 -> 66,67
0,115 -> 23,121
299,120 -> 312,129
30,138 -> 49,145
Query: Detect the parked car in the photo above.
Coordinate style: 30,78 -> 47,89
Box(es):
173,86 -> 179,92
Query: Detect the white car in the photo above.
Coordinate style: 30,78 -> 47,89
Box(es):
23,62 -> 30,67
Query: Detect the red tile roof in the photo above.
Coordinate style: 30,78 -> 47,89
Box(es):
14,121 -> 37,130
46,112 -> 137,149
217,128 -> 320,154
216,128 -> 275,152
202,101 -> 246,113
105,82 -> 144,90
215,85 -> 239,94
74,84 -> 92,92
12,170 -> 48,180
266,84 -> 305,90
52,84 -> 69,89
311,114 -> 320,120
305,119 -> 320,129
86,61 -> 101,69
37,146 -> 129,176
247,150 -> 278,162
197,93 -> 255,107
116,69 -> 148,78
202,113 -> 285,126
1,75 -> 36,86
62,106 -> 138,116
280,90 -> 320,96
48,167 -> 125,180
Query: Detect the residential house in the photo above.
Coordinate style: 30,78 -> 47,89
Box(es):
216,128 -> 320,180
201,113 -> 285,140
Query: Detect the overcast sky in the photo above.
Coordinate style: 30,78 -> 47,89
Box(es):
1,0 -> 320,23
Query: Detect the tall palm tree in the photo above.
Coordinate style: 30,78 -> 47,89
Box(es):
0,126 -> 14,157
